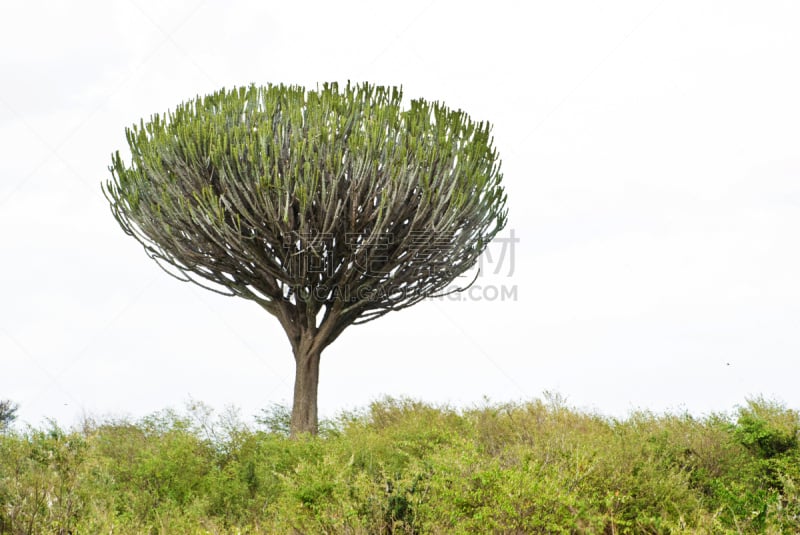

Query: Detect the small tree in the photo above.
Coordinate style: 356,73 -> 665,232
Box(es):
104,83 -> 507,435
0,399 -> 18,431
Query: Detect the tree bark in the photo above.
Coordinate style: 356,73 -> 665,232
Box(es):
290,340 -> 322,437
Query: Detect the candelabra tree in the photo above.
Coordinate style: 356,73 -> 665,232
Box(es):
104,82 -> 507,435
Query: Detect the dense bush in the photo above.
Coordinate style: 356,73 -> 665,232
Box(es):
1,396 -> 799,533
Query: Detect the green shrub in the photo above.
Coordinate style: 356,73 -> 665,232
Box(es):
2,397 -> 800,533
0,423 -> 87,535
733,397 -> 799,460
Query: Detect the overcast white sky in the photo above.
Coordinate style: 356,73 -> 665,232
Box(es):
2,0 -> 799,428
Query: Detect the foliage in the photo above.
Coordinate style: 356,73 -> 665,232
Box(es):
103,83 -> 506,318
1,396 -> 799,533
0,400 -> 17,431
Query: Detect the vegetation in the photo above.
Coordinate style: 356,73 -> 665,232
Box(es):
1,396 -> 799,534
103,83 -> 507,435
0,400 -> 17,431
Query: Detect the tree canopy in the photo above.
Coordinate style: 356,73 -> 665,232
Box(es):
0,399 -> 18,430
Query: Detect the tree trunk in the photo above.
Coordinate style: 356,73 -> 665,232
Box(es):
290,342 -> 322,437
